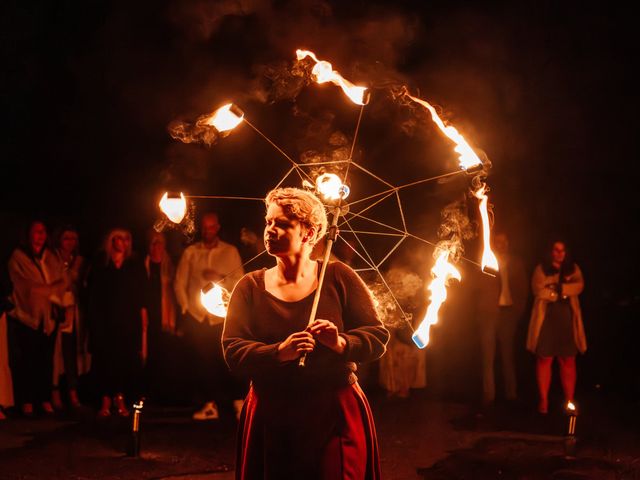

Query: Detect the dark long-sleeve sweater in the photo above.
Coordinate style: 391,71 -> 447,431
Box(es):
222,261 -> 389,395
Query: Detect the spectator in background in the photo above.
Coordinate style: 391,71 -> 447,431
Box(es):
475,232 -> 528,406
143,229 -> 179,403
526,239 -> 586,414
175,212 -> 244,420
8,221 -> 65,416
1,276 -> 14,420
377,266 -> 427,399
88,228 -> 148,418
51,226 -> 90,410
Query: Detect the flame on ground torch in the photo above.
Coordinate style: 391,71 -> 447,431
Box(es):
296,49 -> 369,106
406,94 -> 483,173
566,401 -> 578,435
202,103 -> 244,133
159,192 -> 187,224
412,251 -> 461,349
473,184 -> 499,276
201,282 -> 229,318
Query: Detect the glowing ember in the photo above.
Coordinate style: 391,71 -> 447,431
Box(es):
473,184 -> 499,274
200,282 -> 229,317
412,250 -> 461,349
296,49 -> 368,105
315,173 -> 350,201
406,93 -> 483,171
159,192 -> 187,224
203,103 -> 244,132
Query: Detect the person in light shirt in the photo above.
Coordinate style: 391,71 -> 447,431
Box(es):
175,212 -> 244,420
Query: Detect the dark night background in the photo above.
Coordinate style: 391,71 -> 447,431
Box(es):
1,1 -> 638,402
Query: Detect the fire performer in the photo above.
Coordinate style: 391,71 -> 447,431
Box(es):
223,187 -> 389,479
526,240 -> 586,414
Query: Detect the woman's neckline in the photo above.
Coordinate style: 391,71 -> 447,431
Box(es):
259,261 -> 325,304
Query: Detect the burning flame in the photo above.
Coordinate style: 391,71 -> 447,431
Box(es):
203,103 -> 244,132
412,251 -> 461,348
567,401 -> 576,412
296,49 -> 368,105
315,173 -> 350,201
473,184 -> 499,274
406,93 -> 483,171
200,282 -> 230,317
159,192 -> 187,224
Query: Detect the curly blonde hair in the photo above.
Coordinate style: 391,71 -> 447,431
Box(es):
265,188 -> 328,246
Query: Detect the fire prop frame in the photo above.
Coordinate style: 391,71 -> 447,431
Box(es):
159,49 -> 499,352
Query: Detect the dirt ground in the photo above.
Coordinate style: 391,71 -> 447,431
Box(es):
1,388 -> 639,479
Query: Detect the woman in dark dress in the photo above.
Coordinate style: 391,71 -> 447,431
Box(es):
223,187 -> 389,479
526,240 -> 586,414
88,228 -> 148,417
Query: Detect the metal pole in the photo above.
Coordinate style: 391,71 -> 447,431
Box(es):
298,203 -> 342,367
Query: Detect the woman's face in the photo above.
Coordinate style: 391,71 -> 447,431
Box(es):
29,222 -> 47,253
60,231 -> 78,254
112,234 -> 126,254
264,203 -> 309,257
149,235 -> 165,258
551,241 -> 566,265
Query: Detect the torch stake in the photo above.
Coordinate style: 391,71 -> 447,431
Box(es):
298,203 -> 342,367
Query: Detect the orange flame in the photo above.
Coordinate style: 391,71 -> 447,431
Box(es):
296,49 -> 368,105
406,93 -> 483,171
200,282 -> 230,317
412,250 -> 461,348
473,184 -> 499,273
159,192 -> 187,224
202,103 -> 244,132
315,173 -> 350,201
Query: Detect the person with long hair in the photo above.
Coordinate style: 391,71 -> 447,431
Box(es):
526,239 -> 586,414
87,228 -> 147,417
51,226 -> 90,410
7,220 -> 65,416
143,229 -> 178,403
223,187 -> 389,479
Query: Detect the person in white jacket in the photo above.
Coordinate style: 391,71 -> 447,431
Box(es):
175,212 -> 244,420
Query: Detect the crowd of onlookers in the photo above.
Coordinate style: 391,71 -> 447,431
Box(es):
0,212 -> 586,421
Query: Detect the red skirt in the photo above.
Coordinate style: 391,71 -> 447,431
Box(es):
236,382 -> 381,480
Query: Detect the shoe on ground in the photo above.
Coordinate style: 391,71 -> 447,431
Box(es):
41,401 -> 55,415
192,401 -> 219,421
233,399 -> 244,420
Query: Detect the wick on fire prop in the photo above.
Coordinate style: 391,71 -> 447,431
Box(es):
159,49 -> 499,355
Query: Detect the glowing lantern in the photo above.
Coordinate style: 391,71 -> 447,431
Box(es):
412,250 -> 461,348
159,192 -> 187,224
203,103 -> 244,132
200,282 -> 229,317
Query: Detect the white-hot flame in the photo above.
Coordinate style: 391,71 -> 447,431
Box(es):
159,192 -> 187,224
203,104 -> 244,132
315,173 -> 350,201
473,185 -> 499,273
296,49 -> 368,105
200,282 -> 229,317
407,94 -> 483,171
412,251 -> 461,349
567,401 -> 576,412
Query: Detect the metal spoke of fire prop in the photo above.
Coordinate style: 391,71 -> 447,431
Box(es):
158,50 -> 499,350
